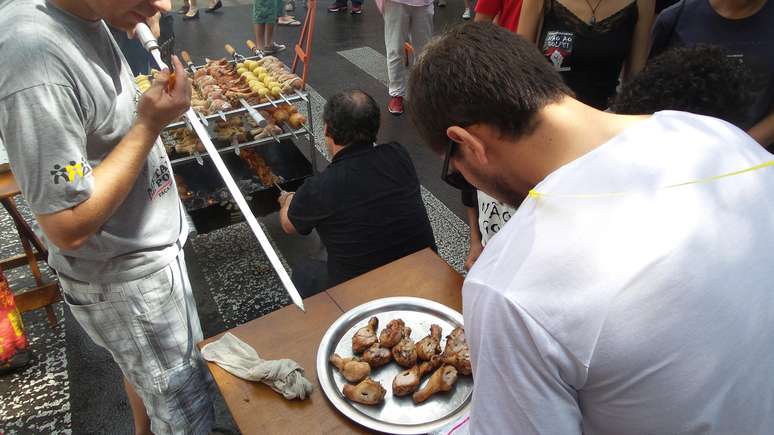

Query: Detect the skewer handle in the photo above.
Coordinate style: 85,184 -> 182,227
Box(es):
134,23 -> 159,51
225,44 -> 236,56
246,40 -> 257,52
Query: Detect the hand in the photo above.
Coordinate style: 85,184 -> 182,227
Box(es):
464,239 -> 483,271
136,55 -> 191,133
278,191 -> 294,207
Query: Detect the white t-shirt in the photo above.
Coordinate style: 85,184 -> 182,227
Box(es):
464,111 -> 774,435
476,191 -> 516,246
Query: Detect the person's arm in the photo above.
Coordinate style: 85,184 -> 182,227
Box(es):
36,56 -> 191,251
278,191 -> 297,234
474,12 -> 497,21
465,206 -> 484,271
622,0 -> 656,81
279,177 -> 331,236
474,0 -> 500,22
748,110 -> 774,150
464,281 -> 585,434
516,0 -> 545,44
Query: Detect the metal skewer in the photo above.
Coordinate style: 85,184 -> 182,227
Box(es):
135,23 -> 305,312
225,44 -> 270,130
273,180 -> 288,194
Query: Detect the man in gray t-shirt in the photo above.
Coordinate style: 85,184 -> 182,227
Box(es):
0,1 -> 213,433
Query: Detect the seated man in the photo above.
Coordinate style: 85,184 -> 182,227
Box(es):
279,90 -> 436,296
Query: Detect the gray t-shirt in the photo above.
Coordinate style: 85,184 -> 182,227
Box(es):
0,0 -> 186,283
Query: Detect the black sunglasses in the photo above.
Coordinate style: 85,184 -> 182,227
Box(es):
442,140 -> 476,191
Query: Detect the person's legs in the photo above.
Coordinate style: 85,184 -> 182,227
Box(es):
409,3 -> 434,57
264,23 -> 275,47
177,0 -> 191,14
59,251 -> 215,435
384,0 -> 410,98
328,0 -> 349,12
124,377 -> 152,435
462,0 -> 472,18
254,23 -> 267,48
184,0 -> 199,18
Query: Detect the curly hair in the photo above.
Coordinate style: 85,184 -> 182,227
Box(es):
611,45 -> 755,128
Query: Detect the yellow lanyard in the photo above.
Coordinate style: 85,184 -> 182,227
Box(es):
527,160 -> 774,200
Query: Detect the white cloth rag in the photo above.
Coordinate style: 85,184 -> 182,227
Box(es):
200,332 -> 313,400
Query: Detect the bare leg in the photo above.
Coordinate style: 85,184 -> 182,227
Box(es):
186,0 -> 199,16
254,23 -> 267,48
264,23 -> 275,48
124,377 -> 152,435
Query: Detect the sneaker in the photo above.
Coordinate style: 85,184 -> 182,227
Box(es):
388,96 -> 404,115
351,4 -> 363,13
263,42 -> 286,55
328,3 -> 348,12
438,0 -> 446,6
462,7 -> 471,19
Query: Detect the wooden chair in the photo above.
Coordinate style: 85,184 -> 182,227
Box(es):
291,0 -> 317,89
0,171 -> 61,328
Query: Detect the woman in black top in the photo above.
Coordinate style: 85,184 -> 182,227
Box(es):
519,0 -> 654,109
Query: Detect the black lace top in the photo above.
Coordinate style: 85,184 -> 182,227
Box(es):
539,0 -> 638,109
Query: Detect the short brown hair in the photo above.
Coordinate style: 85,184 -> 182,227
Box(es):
408,23 -> 571,154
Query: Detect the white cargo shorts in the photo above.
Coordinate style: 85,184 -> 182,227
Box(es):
59,250 -> 214,435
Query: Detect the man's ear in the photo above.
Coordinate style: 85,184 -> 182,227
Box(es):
447,125 -> 488,166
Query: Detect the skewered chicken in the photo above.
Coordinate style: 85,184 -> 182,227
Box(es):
392,355 -> 442,397
239,149 -> 279,187
329,354 -> 371,383
392,327 -> 417,368
174,174 -> 193,200
416,324 -> 442,361
441,327 -> 472,375
362,343 -> 392,368
169,128 -> 205,155
412,365 -> 459,403
379,319 -> 406,349
342,377 -> 387,406
352,317 -> 379,354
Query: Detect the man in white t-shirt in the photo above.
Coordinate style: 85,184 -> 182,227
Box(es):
408,23 -> 774,434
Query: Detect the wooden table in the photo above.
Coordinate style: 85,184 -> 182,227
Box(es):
199,248 -> 464,435
0,171 -> 60,327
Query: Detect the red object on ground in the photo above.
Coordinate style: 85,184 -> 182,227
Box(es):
475,0 -> 523,32
0,266 -> 30,372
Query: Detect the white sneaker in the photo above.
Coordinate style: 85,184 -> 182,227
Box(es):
438,0 -> 446,6
462,7 -> 471,19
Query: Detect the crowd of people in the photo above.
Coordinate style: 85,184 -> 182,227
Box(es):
1,0 -> 773,434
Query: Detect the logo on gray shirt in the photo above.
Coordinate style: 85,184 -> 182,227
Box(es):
50,157 -> 92,185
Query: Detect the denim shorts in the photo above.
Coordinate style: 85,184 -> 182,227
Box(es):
60,250 -> 214,435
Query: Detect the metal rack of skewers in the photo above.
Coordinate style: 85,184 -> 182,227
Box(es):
137,42 -> 317,232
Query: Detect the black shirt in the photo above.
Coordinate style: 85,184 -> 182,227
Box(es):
539,0 -> 638,109
288,141 -> 436,287
650,0 -> 774,132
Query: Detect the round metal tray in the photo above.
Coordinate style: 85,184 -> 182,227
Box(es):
316,297 -> 472,434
